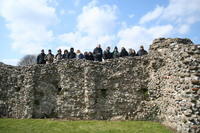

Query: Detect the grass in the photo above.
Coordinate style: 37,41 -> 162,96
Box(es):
0,119 -> 175,133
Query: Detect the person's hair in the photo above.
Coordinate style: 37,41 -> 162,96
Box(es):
77,50 -> 81,53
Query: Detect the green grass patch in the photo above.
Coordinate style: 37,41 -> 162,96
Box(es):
0,119 -> 174,133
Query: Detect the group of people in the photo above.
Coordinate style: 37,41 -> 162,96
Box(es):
37,44 -> 148,64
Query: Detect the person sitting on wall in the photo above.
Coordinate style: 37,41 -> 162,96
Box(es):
93,44 -> 103,62
62,50 -> 69,59
68,48 -> 76,59
120,47 -> 129,57
88,52 -> 94,61
136,45 -> 148,56
45,49 -> 54,64
76,50 -> 84,59
103,46 -> 113,60
37,49 -> 46,64
129,48 -> 136,57
55,49 -> 63,61
112,46 -> 120,58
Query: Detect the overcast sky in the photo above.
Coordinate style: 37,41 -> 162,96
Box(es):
0,0 -> 200,65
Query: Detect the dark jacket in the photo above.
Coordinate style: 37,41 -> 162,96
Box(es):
68,52 -> 76,59
84,54 -> 90,60
93,47 -> 103,61
88,54 -> 94,61
103,50 -> 113,60
113,50 -> 119,58
77,53 -> 84,59
62,54 -> 68,59
136,49 -> 148,56
120,49 -> 129,57
37,53 -> 46,64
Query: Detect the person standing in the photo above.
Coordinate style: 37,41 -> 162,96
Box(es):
55,49 -> 63,61
93,44 -> 103,62
62,50 -> 69,59
120,47 -> 129,57
37,49 -> 46,64
45,49 -> 54,64
136,45 -> 148,56
68,48 -> 76,59
76,50 -> 84,59
103,46 -> 113,60
129,48 -> 136,57
88,52 -> 94,61
112,46 -> 120,58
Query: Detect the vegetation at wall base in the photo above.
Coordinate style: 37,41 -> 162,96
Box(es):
0,119 -> 175,133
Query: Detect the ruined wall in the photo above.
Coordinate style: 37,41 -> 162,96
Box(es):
0,38 -> 199,133
147,38 -> 200,133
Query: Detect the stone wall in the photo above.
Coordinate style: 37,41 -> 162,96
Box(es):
0,38 -> 199,133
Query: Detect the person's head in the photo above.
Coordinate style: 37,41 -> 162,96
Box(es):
140,45 -> 144,50
84,52 -> 88,55
114,46 -> 118,51
97,44 -> 101,48
48,49 -> 52,54
121,47 -> 125,51
41,49 -> 44,54
58,49 -> 62,54
70,47 -> 74,52
77,50 -> 81,54
64,50 -> 68,54
89,52 -> 93,55
106,46 -> 111,51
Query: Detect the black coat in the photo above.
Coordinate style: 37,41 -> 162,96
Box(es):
103,50 -> 113,60
37,53 -> 46,64
93,48 -> 103,61
137,49 -> 148,56
68,52 -> 76,59
62,54 -> 68,59
88,54 -> 94,61
120,49 -> 129,57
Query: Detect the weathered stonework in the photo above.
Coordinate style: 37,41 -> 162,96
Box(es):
0,38 -> 199,133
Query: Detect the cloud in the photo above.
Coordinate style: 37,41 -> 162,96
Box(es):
77,2 -> 117,36
0,0 -> 58,54
139,5 -> 164,24
139,0 -> 200,34
128,14 -> 135,19
59,0 -> 118,51
178,24 -> 190,34
117,25 -> 173,50
162,0 -> 200,24
60,9 -> 76,16
2,58 -> 19,66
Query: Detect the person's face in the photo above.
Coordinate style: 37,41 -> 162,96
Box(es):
107,47 -> 110,51
48,50 -> 51,54
140,46 -> 144,50
97,44 -> 101,48
41,50 -> 44,54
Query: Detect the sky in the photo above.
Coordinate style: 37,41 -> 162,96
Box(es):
0,0 -> 200,65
